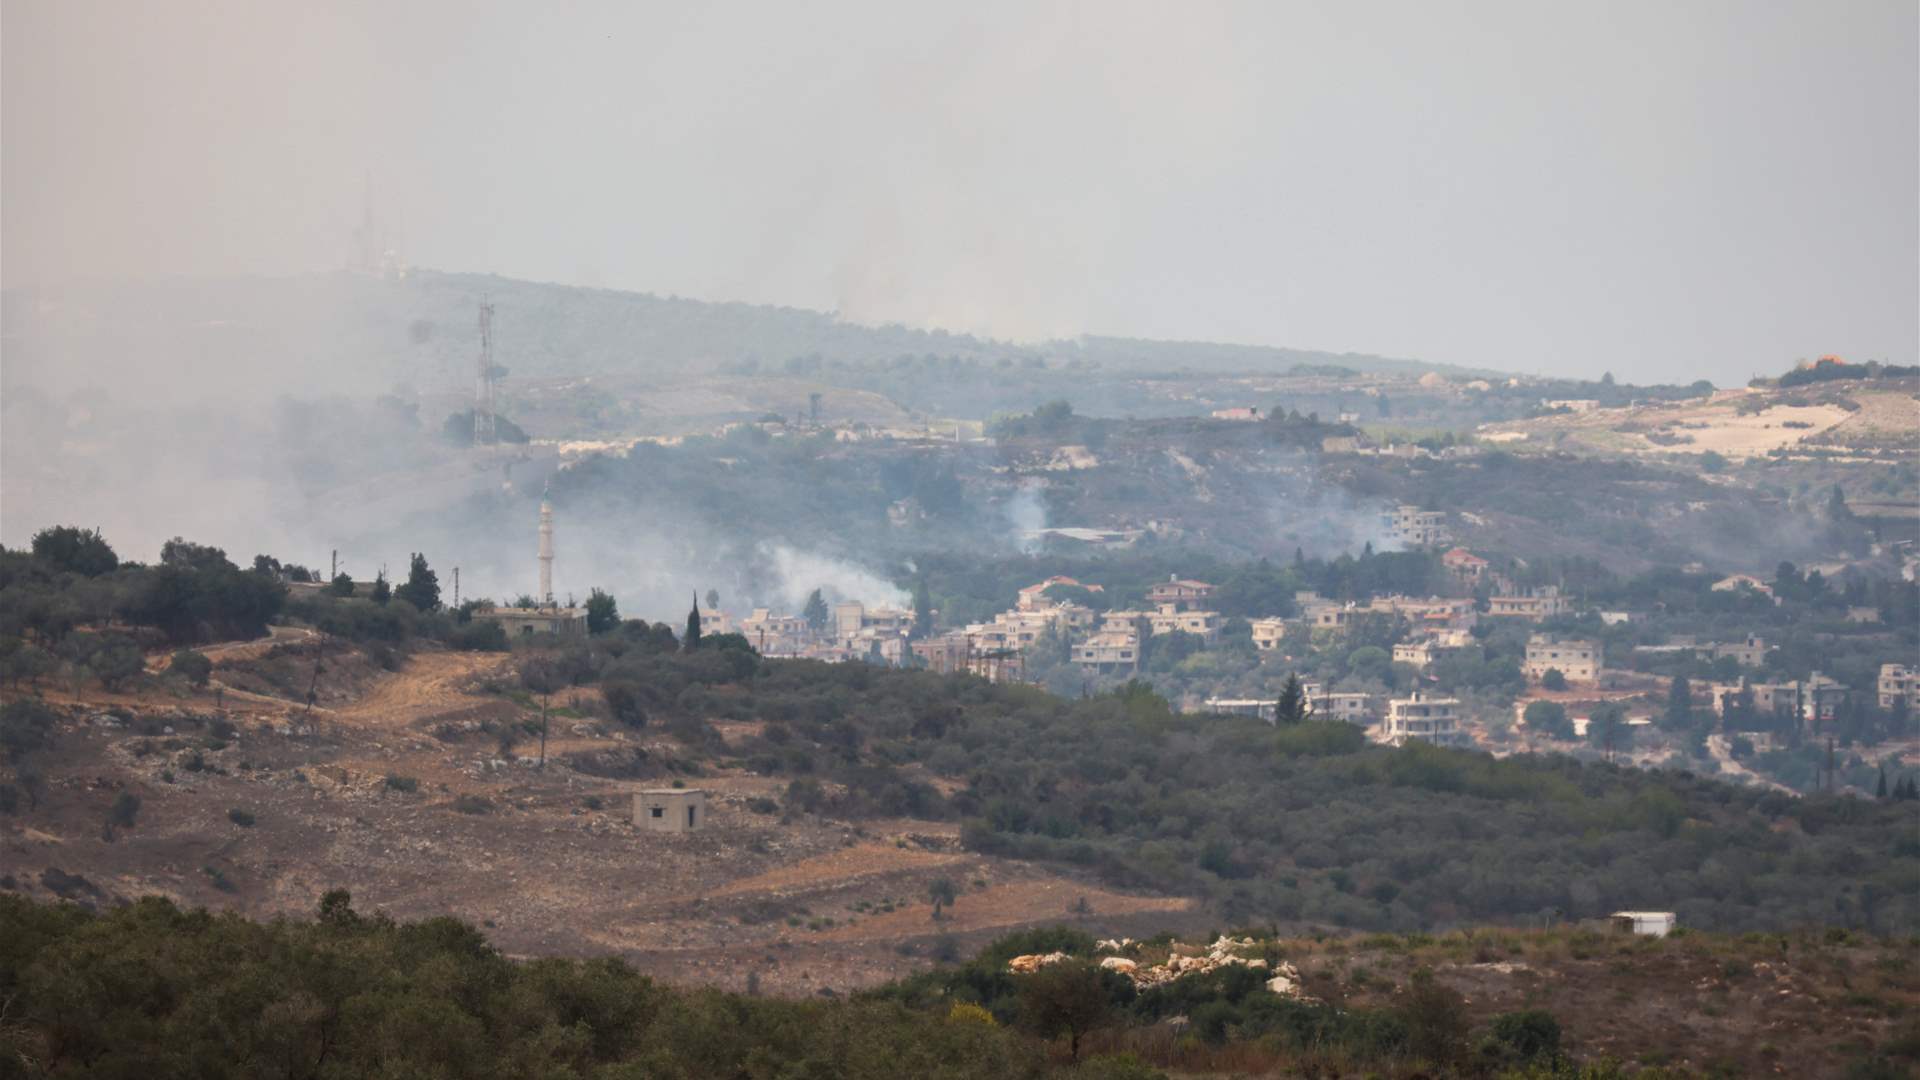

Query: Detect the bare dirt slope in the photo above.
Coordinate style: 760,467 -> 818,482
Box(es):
1,639 -> 1198,996
1480,384 -> 1918,460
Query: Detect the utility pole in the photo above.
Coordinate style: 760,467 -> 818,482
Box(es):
330,549 -> 338,580
452,567 -> 460,609
303,637 -> 325,718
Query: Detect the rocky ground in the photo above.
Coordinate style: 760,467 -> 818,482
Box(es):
0,638 -> 1204,996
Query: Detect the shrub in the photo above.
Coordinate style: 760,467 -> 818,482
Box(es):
169,649 -> 214,688
453,794 -> 493,815
227,808 -> 256,828
384,774 -> 419,793
107,792 -> 141,828
602,680 -> 649,727
1489,1008 -> 1562,1062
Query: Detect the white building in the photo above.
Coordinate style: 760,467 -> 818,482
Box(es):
1383,692 -> 1465,746
1303,683 -> 1374,725
1203,698 -> 1276,722
1610,911 -> 1676,937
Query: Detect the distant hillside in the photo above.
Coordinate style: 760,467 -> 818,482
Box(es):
0,270 -> 1490,411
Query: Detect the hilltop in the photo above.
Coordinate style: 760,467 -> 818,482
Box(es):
0,270 -> 1487,411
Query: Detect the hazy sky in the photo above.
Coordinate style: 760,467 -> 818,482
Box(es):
4,0 -> 1914,385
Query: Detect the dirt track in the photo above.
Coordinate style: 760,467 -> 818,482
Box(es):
2,638 -> 1199,995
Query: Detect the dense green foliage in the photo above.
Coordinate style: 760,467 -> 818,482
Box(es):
0,892 -> 1039,1079
2,539 -> 284,647
516,639 -> 1916,934
7,895 -> 1798,1079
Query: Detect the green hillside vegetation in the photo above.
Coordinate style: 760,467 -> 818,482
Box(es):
631,661 -> 1915,935
4,893 -> 1914,1079
4,530 -> 1916,937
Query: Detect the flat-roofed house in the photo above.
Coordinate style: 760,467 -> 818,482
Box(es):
1880,664 -> 1918,710
1524,634 -> 1602,683
1146,577 -> 1216,611
633,788 -> 705,833
1249,617 -> 1288,651
1074,630 -> 1141,674
1488,586 -> 1570,620
471,604 -> 589,638
1384,692 -> 1465,746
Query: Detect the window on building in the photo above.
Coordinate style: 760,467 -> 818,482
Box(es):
650,807 -> 663,818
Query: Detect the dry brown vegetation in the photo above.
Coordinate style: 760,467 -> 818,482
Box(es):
0,637 -> 1203,996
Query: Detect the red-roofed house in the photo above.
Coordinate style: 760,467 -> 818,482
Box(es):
1442,548 -> 1488,586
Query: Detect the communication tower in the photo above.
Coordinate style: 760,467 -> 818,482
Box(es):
474,300 -> 498,445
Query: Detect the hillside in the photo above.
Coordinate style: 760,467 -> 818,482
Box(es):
0,270 -> 1484,413
1477,382 -> 1920,461
4,892 -> 1916,1078
5,608 -> 1913,974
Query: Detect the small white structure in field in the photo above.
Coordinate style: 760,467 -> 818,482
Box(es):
634,788 -> 705,833
1611,911 -> 1676,937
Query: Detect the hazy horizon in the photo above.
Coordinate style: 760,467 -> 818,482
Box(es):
5,0 -> 1916,387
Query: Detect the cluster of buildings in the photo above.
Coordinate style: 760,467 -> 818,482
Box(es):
1205,687 -> 1464,747
699,602 -> 919,665
905,575 -> 1231,681
1706,672 -> 1853,728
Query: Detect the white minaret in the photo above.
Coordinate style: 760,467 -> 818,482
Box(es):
538,489 -> 555,608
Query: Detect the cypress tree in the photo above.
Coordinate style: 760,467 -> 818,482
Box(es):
912,577 -> 933,641
395,553 -> 440,611
684,592 -> 702,651
1274,674 -> 1310,725
1665,674 -> 1694,732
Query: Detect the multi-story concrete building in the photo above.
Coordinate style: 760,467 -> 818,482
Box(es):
1147,605 -> 1223,643
1488,586 -> 1571,620
832,601 -> 915,644
1441,547 -> 1489,587
1710,635 -> 1768,668
1383,692 -> 1465,746
1708,673 -> 1851,727
1303,683 -> 1375,725
1524,634 -> 1602,683
1383,505 -> 1452,547
1249,617 -> 1289,651
1074,630 -> 1141,674
1146,577 -> 1216,611
1880,664 -> 1918,711
740,608 -> 812,655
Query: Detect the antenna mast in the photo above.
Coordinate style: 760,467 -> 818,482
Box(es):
538,488 -> 555,608
474,299 -> 498,446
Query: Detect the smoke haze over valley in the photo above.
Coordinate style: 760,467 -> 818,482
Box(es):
3,5 -> 1918,1077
